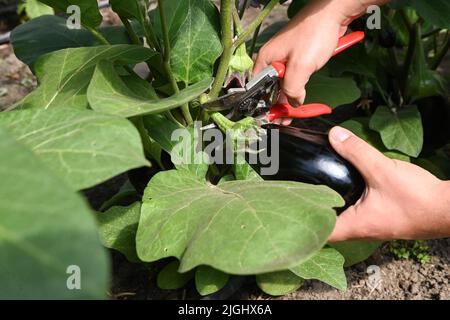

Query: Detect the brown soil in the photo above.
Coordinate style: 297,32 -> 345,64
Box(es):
1,2 -> 449,301
0,44 -> 35,111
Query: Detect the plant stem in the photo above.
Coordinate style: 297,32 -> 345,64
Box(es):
249,24 -> 261,57
401,22 -> 419,94
157,0 -> 193,125
120,16 -> 142,45
374,79 -> 391,107
211,112 -> 236,132
209,0 -> 234,98
142,1 -> 161,51
422,28 -> 442,39
131,116 -> 154,158
399,8 -> 413,35
165,111 -> 184,127
232,5 -> 243,34
234,0 -> 278,49
85,25 -> 110,45
431,31 -> 450,70
238,0 -> 248,18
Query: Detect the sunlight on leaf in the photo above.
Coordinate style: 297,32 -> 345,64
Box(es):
0,108 -> 149,190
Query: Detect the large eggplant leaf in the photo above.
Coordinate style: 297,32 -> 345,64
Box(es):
369,106 -> 423,157
97,202 -> 142,262
0,108 -> 149,190
152,0 -> 222,84
11,15 -> 131,70
195,266 -> 229,296
136,165 -> 342,275
290,247 -> 347,290
256,271 -> 304,296
305,75 -> 361,108
87,60 -> 213,117
330,241 -> 382,267
0,126 -> 109,299
37,0 -> 102,28
341,118 -> 411,162
13,45 -> 155,110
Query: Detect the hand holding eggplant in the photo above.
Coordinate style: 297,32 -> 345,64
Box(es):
328,127 -> 450,242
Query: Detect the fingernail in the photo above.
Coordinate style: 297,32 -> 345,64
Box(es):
330,126 -> 352,142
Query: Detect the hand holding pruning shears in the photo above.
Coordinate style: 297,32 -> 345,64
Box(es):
202,32 -> 365,125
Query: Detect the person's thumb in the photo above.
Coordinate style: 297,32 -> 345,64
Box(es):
328,126 -> 389,183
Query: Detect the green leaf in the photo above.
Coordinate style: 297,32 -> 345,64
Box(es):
143,114 -> 182,152
327,45 -> 377,78
330,241 -> 381,267
290,248 -> 347,290
406,27 -> 446,101
37,0 -> 102,28
305,75 -> 361,108
87,60 -> 213,117
0,126 -> 109,299
413,151 -> 450,180
121,73 -> 158,100
143,120 -> 209,174
13,45 -> 155,110
110,0 -> 144,21
157,261 -> 194,290
195,266 -> 229,296
99,180 -> 138,212
399,0 -> 450,28
136,167 -> 342,275
341,118 -> 411,162
0,108 -> 149,190
256,271 -> 303,296
11,16 -> 132,70
369,106 -> 423,157
97,202 -> 141,262
24,0 -> 54,18
152,0 -> 223,84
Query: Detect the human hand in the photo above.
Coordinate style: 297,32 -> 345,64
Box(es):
253,0 -> 388,124
254,0 -> 366,106
327,126 -> 450,242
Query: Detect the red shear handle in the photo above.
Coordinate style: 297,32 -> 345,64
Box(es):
268,103 -> 332,122
333,31 -> 365,56
271,31 -> 365,79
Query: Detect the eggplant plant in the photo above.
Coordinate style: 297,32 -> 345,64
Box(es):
0,0 -> 448,299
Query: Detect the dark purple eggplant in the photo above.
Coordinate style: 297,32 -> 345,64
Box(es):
251,124 -> 365,212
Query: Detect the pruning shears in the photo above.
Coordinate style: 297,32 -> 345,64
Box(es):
201,31 -> 365,126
